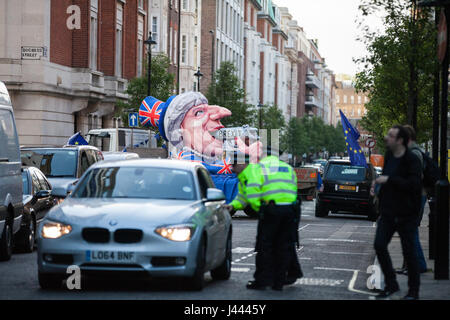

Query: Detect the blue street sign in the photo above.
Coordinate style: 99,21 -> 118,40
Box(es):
128,112 -> 138,127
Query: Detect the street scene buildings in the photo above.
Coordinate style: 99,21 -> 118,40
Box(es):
0,0 -> 341,146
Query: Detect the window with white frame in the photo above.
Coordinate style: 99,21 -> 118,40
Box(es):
169,27 -> 173,61
152,17 -> 158,51
138,0 -> 144,10
137,16 -> 144,77
336,95 -> 340,103
181,35 -> 187,64
115,3 -> 123,78
194,36 -> 198,69
90,0 -> 98,71
174,30 -> 177,64
182,0 -> 188,11
350,95 -> 354,104
358,95 -> 362,104
343,95 -> 347,103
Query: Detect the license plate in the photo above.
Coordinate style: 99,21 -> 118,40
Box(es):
85,250 -> 136,264
339,185 -> 356,191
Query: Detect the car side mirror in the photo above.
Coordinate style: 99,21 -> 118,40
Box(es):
206,188 -> 226,201
67,181 -> 78,195
35,190 -> 51,199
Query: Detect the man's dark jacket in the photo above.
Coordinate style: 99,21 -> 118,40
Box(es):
378,149 -> 422,218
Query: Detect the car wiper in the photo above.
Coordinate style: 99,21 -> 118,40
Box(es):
46,175 -> 75,178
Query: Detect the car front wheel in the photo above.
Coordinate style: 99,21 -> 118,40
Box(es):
315,202 -> 328,218
211,231 -> 232,280
187,236 -> 207,291
0,222 -> 13,261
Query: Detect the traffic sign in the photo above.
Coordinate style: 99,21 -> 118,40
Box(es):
365,138 -> 376,149
128,112 -> 138,127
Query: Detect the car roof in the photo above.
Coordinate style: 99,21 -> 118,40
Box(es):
91,158 -> 202,171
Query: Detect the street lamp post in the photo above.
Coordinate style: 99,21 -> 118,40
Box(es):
194,67 -> 203,92
418,0 -> 450,280
144,31 -> 157,97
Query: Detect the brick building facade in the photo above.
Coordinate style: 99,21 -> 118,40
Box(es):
0,0 -> 148,146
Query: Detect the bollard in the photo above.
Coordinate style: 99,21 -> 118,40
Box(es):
428,197 -> 437,260
434,180 -> 449,280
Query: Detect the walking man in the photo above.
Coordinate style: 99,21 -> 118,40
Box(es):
371,125 -> 422,300
227,147 -> 300,291
396,124 -> 428,275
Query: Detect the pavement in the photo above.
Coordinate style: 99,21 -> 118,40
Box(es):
373,202 -> 450,300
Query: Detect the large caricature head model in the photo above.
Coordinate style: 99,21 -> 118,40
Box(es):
139,92 -> 231,158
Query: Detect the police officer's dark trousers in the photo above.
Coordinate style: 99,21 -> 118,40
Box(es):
254,203 -> 296,287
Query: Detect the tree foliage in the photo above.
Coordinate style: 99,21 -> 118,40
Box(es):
281,116 -> 346,159
206,61 -> 256,127
117,53 -> 175,127
354,0 -> 437,149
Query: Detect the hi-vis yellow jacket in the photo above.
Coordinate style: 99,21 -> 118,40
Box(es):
230,156 -> 298,212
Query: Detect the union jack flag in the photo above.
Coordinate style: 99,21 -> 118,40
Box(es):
139,98 -> 163,128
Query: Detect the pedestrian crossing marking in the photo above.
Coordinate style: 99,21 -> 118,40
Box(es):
232,247 -> 254,254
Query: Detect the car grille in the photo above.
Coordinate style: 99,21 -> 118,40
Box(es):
82,228 -> 110,243
114,229 -> 143,244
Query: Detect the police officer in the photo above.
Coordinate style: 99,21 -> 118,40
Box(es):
227,147 -> 300,291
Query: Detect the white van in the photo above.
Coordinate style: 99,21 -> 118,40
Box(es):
0,81 -> 23,261
86,128 -> 157,152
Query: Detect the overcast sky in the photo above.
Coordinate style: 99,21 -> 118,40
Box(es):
274,0 -> 385,77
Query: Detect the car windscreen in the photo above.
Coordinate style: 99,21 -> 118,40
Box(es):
72,167 -> 197,200
21,149 -> 77,178
22,171 -> 30,195
325,164 -> 367,182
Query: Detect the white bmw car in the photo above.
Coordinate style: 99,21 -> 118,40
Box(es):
37,159 -> 232,290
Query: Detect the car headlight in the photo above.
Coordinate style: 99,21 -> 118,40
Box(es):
155,225 -> 195,242
41,221 -> 72,239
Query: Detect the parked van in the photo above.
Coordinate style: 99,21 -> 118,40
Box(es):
0,81 -> 23,261
86,128 -> 157,152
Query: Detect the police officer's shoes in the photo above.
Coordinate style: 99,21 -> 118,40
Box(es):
375,286 -> 400,299
246,281 -> 266,290
402,291 -> 419,300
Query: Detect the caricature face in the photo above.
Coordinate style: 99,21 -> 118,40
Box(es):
180,104 -> 232,157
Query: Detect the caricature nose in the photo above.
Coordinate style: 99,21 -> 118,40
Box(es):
209,105 -> 232,120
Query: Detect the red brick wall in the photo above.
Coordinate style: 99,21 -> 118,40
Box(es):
200,0 -> 217,92
99,0 -> 116,76
257,19 -> 265,39
50,0 -> 73,67
72,0 -> 89,68
124,0 -> 137,79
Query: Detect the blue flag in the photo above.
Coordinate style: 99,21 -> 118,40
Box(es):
67,132 -> 88,146
339,110 -> 367,168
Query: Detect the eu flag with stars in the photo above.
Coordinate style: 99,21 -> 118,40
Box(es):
339,109 -> 367,168
67,132 -> 88,146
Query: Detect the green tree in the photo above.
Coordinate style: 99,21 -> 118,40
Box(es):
258,103 -> 286,148
206,61 -> 256,127
117,53 -> 175,127
354,0 -> 437,148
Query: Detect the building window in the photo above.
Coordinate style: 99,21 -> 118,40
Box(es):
169,27 -> 173,61
364,96 -> 369,103
181,35 -> 187,64
336,95 -> 340,103
358,108 -> 361,116
350,95 -> 354,104
358,95 -> 362,104
174,30 -> 177,64
90,1 -> 98,71
138,0 -> 144,10
194,36 -> 198,69
152,17 -> 158,51
137,16 -> 144,77
182,0 -> 188,10
115,3 -> 123,78
343,95 -> 347,103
